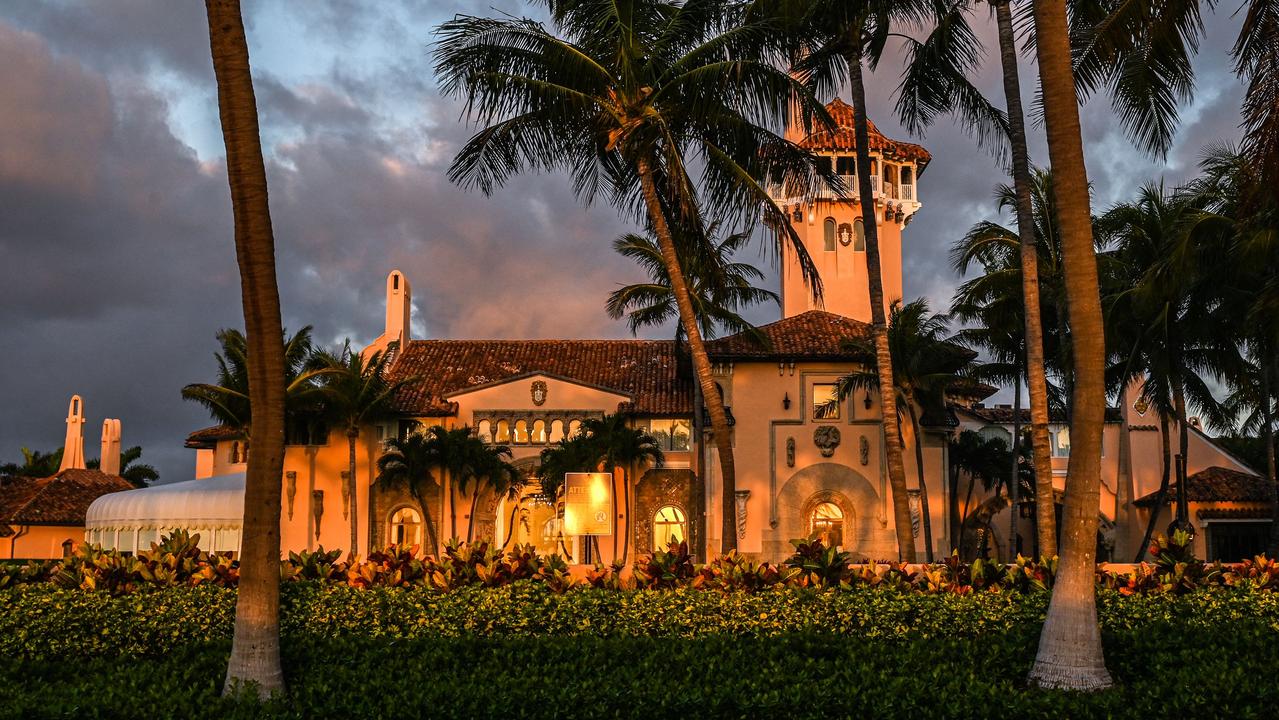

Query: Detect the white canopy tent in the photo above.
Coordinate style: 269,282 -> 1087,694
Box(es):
85,473 -> 245,554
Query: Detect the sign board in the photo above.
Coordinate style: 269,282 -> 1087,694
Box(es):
561,472 -> 613,536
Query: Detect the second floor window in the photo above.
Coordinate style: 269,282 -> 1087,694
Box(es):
813,384 -> 840,420
649,419 -> 691,451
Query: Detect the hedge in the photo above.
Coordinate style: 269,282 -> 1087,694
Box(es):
5,582 -> 1279,661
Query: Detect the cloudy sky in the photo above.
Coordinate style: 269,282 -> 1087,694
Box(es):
0,1 -> 1248,481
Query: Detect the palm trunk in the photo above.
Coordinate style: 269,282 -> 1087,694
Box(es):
1136,414 -> 1172,561
501,501 -> 520,550
619,465 -> 631,564
948,461 -> 961,554
205,0 -> 285,697
447,469 -> 457,541
692,377 -> 706,561
1114,385 -> 1137,560
635,156 -> 738,554
1264,347 -> 1279,556
906,402 -> 934,562
347,428 -> 359,559
466,487 -> 480,543
1026,0 -> 1113,690
995,0 -> 1057,562
1009,374 -> 1022,560
848,51 -> 916,562
1172,376 -> 1190,528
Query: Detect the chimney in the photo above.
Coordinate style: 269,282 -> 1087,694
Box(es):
58,395 -> 87,472
100,418 -> 122,476
385,270 -> 411,345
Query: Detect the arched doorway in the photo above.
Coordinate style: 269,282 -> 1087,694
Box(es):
767,462 -> 896,560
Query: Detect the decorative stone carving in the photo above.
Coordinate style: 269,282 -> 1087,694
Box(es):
285,471 -> 297,520
531,380 -> 548,406
813,426 -> 841,457
735,490 -> 751,540
859,436 -> 870,466
837,222 -> 853,246
340,471 -> 350,520
786,437 -> 796,468
908,489 -> 921,539
1133,396 -> 1149,416
312,490 -> 324,542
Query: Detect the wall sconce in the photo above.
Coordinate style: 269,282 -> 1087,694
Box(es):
894,209 -> 904,223
863,391 -> 873,410
312,490 -> 325,542
884,207 -> 894,222
778,363 -> 785,376
783,392 -> 791,410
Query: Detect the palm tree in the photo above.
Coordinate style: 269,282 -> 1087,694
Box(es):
203,0 -> 287,697
948,429 -> 1013,556
898,0 -> 1059,559
87,446 -> 159,487
311,341 -> 408,558
376,431 -> 442,553
1025,0 -> 1112,691
1,447 -> 64,477
1100,183 -> 1239,555
579,413 -> 665,563
181,326 -> 326,441
779,0 -> 934,561
607,226 -> 779,345
465,445 -> 522,543
952,173 -> 1078,558
537,433 -> 599,502
434,0 -> 832,553
828,299 -> 974,562
413,425 -> 503,542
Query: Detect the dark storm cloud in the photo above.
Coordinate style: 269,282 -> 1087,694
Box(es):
0,1 -> 1251,480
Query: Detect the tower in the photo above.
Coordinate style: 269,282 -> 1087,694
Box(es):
385,269 -> 411,345
58,394 -> 87,472
100,418 -> 122,476
775,99 -> 930,322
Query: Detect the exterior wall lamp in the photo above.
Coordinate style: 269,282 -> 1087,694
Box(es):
863,391 -> 873,411
783,392 -> 791,411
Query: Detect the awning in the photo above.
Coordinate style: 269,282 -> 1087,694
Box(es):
85,473 -> 245,553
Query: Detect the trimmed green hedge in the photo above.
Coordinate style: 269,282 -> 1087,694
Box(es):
6,582 -> 1279,661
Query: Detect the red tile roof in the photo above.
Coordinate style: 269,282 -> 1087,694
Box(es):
801,99 -> 933,171
185,424 -> 243,448
1136,466 -> 1271,507
960,405 -> 1124,425
706,310 -> 872,359
386,339 -> 695,416
0,469 -> 134,526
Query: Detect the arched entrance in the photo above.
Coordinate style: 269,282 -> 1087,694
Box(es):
766,463 -> 897,560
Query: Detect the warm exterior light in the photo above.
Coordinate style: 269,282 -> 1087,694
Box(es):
783,392 -> 791,410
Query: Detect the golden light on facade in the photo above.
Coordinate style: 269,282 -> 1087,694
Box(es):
562,472 -> 613,536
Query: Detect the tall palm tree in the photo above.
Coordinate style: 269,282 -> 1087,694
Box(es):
434,0 -> 832,553
828,299 -> 974,561
203,0 -> 287,697
415,425 -> 504,541
181,326 -> 325,441
465,446 -> 522,543
537,433 -> 599,501
1025,0 -> 1112,691
578,413 -> 665,562
952,173 -> 1078,558
898,0 -> 1059,559
948,429 -> 1013,552
311,342 -> 408,558
376,430 -> 442,553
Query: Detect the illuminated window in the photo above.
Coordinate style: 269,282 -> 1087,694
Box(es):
1051,425 -> 1071,457
549,419 -> 565,443
854,218 -> 865,251
568,419 -> 582,438
649,419 -> 691,451
388,507 -> 423,547
495,420 -> 511,443
823,217 -> 837,251
515,419 -> 530,444
813,383 -> 840,420
531,419 -> 547,444
477,420 -> 492,443
810,502 -> 844,548
653,505 -> 687,550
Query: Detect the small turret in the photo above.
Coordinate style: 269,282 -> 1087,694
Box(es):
385,269 -> 411,345
58,395 -> 87,472
100,418 -> 122,476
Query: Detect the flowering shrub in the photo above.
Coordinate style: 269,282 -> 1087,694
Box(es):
2,530 -> 1274,597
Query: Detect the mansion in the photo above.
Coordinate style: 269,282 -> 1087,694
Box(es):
74,100 -> 1266,564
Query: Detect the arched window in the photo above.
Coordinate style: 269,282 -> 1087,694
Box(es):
549,419 -> 565,443
568,419 -> 582,438
853,218 -> 865,251
810,502 -> 844,548
229,441 -> 240,464
653,505 -> 688,550
388,507 -> 423,547
514,419 -> 530,444
477,420 -> 492,444
495,420 -> 511,443
823,217 -> 837,251
531,419 -> 547,444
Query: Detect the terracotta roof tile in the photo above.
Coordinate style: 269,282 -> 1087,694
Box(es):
801,99 -> 933,171
387,339 -> 694,416
1136,466 -> 1271,507
961,405 -> 1123,424
706,310 -> 872,359
185,425 -> 243,447
1196,507 -> 1273,521
0,469 -> 134,526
